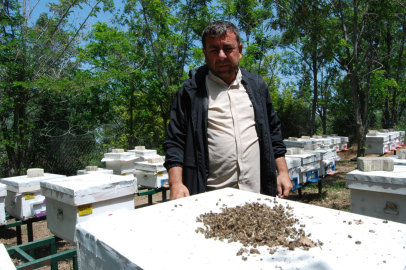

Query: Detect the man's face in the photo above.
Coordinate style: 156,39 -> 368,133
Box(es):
203,30 -> 243,85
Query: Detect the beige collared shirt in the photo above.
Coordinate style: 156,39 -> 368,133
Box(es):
205,69 -> 260,193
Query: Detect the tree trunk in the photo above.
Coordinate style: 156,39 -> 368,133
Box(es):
128,86 -> 135,149
311,51 -> 318,136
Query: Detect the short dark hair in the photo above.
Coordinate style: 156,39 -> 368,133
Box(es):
202,21 -> 241,49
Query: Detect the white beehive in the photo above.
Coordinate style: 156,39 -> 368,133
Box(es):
286,149 -> 321,184
75,188 -> 406,270
135,171 -> 168,189
135,155 -> 168,188
336,136 -> 349,151
309,138 -> 323,149
101,149 -> 137,175
0,183 -> 6,225
0,243 -> 16,270
398,131 -> 405,146
77,166 -> 113,175
305,149 -> 339,177
284,157 -> 301,189
127,146 -> 158,159
365,131 -> 391,155
283,139 -> 313,148
380,130 -> 400,150
0,170 -> 66,220
346,166 -> 406,224
388,155 -> 406,166
40,173 -> 137,244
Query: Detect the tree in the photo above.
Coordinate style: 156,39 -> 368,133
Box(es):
0,0 -> 107,175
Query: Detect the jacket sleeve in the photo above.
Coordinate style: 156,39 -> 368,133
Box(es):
260,78 -> 286,158
163,87 -> 187,170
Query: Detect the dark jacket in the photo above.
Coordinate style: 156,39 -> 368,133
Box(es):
163,65 -> 286,196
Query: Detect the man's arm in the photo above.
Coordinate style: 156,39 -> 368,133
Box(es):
168,166 -> 190,200
163,87 -> 189,199
275,156 -> 292,198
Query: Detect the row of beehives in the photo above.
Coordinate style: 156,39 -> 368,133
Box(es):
0,146 -> 167,245
284,146 -> 340,190
365,129 -> 405,155
346,150 -> 406,224
284,134 -> 349,152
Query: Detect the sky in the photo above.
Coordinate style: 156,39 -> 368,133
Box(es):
27,0 -> 298,85
28,0 -> 119,27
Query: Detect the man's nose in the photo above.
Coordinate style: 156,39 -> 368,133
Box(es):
218,49 -> 227,59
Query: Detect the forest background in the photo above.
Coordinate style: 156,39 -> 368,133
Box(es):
1,0 -> 406,177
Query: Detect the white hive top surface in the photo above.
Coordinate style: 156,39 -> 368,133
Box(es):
0,173 -> 66,188
302,151 -> 322,161
134,160 -> 166,173
283,139 -> 313,146
319,138 -> 333,144
41,174 -> 137,206
102,152 -> 136,161
0,243 -> 16,270
284,156 -> 301,169
285,152 -> 317,165
127,149 -> 157,157
0,183 -> 6,197
41,174 -> 136,197
327,137 -> 341,144
308,149 -> 337,160
338,136 -> 349,142
76,168 -> 114,175
346,167 -> 406,195
366,133 -> 390,142
388,155 -> 406,166
75,188 -> 406,270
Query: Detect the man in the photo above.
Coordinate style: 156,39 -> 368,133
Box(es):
163,21 -> 292,200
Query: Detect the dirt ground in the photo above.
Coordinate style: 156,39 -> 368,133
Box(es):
1,143 -> 404,269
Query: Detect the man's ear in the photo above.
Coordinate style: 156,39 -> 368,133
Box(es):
239,43 -> 243,59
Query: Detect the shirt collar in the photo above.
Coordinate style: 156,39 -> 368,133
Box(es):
208,68 -> 242,87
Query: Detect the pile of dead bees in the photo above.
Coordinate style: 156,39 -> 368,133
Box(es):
196,199 -> 321,258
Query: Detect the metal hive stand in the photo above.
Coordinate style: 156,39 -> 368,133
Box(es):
6,236 -> 78,270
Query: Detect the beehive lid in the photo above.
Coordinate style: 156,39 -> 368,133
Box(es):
40,174 -> 137,206
134,161 -> 166,173
328,137 -> 341,144
309,149 -> 337,159
338,136 -> 349,143
302,151 -> 322,161
346,167 -> 406,195
284,157 -> 301,169
76,168 -> 114,175
320,138 -> 332,144
75,188 -> 406,270
388,156 -> 406,166
310,138 -> 322,144
0,173 -> 66,193
0,183 -> 6,197
285,152 -> 317,165
127,149 -> 158,157
102,152 -> 136,161
366,134 -> 390,142
398,131 -> 405,136
283,139 -> 312,147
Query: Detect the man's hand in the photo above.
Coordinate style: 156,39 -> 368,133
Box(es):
277,173 -> 292,199
170,182 -> 190,200
275,156 -> 293,198
168,166 -> 190,200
